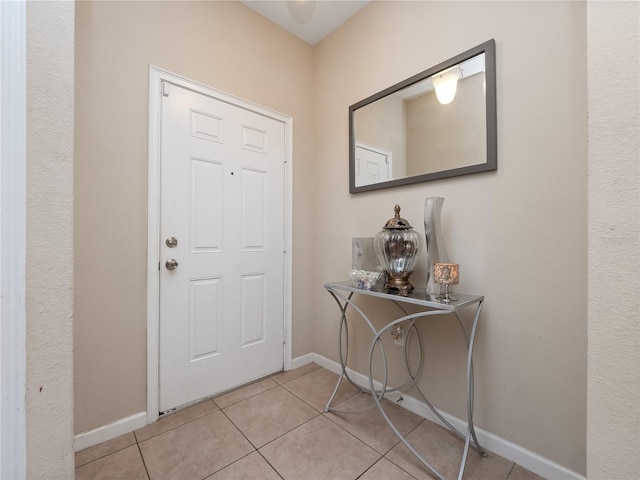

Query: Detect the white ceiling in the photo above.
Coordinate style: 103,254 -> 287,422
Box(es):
239,1 -> 371,45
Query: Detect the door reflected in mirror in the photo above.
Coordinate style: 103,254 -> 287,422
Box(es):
350,39 -> 496,193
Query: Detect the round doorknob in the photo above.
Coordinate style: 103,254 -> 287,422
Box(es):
166,236 -> 178,248
165,259 -> 179,271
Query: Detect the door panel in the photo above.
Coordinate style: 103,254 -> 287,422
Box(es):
191,158 -> 223,251
159,83 -> 285,412
355,144 -> 391,186
189,277 -> 221,361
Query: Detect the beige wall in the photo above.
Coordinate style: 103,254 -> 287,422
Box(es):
313,1 -> 587,473
26,1 -> 75,477
74,1 -> 315,434
587,2 -> 640,478
69,2 -> 640,478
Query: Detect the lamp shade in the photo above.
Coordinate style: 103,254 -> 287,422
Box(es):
432,69 -> 461,105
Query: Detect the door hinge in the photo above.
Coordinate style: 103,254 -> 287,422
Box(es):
161,81 -> 170,97
282,329 -> 287,344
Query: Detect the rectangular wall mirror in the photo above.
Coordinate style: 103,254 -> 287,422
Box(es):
349,39 -> 497,193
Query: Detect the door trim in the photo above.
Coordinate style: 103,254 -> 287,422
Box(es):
355,141 -> 393,185
0,1 -> 27,477
146,66 -> 293,424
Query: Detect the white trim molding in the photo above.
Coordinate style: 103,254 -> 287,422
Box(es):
146,66 -> 293,425
73,412 -> 147,452
0,1 -> 27,477
309,353 -> 586,480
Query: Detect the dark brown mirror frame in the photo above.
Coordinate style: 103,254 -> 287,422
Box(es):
349,39 -> 497,194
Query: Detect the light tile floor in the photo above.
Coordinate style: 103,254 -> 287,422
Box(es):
75,363 -> 546,480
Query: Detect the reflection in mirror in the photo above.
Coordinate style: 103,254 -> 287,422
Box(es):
350,39 -> 496,193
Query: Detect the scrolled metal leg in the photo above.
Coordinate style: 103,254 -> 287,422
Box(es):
368,318 -> 446,480
325,285 -> 486,480
325,289 -> 383,413
324,291 -> 355,412
464,301 -> 487,457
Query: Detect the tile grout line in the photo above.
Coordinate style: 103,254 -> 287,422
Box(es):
199,450 -> 264,480
253,409 -> 324,453
355,456 -> 419,480
135,441 -> 152,480
134,405 -> 219,444
212,378 -> 281,410
253,450 -> 286,480
323,391 -> 426,478
212,404 -> 301,479
75,433 -> 141,469
279,374 -> 361,414
120,368 -> 326,480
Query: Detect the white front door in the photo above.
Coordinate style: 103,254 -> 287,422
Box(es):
158,82 -> 286,412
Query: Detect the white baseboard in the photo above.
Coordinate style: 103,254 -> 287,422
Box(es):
73,353 -> 586,480
73,411 -> 147,452
290,352 -> 314,370
309,353 -> 586,480
74,353 -> 316,452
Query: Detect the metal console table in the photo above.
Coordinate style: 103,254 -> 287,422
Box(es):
324,281 -> 487,480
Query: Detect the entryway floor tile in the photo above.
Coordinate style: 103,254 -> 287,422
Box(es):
259,415 -> 380,480
223,386 -> 317,448
282,366 -> 359,411
75,432 -> 137,467
139,411 -> 253,480
75,364 -> 547,480
75,445 -> 147,480
386,420 -> 513,480
205,451 -> 281,480
325,391 -> 424,454
213,377 -> 278,409
134,399 -> 218,442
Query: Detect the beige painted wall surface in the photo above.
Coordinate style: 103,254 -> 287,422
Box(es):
313,1 -> 587,473
26,1 -> 75,477
587,2 -> 640,479
74,1 -> 315,434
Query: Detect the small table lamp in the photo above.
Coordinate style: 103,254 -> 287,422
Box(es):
434,263 -> 459,303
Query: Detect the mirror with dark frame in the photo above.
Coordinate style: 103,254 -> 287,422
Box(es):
349,39 -> 497,193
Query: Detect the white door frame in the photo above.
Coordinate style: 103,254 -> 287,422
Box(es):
355,141 -> 393,185
146,66 -> 293,424
356,142 -> 393,172
0,1 -> 27,477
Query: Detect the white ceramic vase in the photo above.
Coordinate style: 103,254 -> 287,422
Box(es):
424,197 -> 450,294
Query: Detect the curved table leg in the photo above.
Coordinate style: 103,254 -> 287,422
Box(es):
325,289 -> 427,413
367,307 -> 487,480
368,311 -> 450,480
324,289 -> 389,414
325,286 -> 486,479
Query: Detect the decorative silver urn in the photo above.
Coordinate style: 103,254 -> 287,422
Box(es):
374,205 -> 422,295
